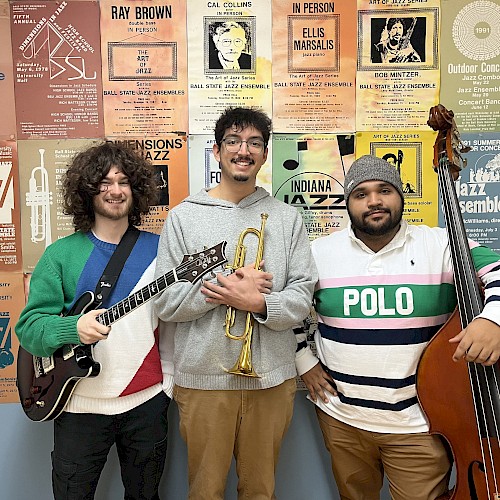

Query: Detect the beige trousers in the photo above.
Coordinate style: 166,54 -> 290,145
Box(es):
174,379 -> 296,500
316,407 -> 451,500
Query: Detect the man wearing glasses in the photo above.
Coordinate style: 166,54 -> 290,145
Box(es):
155,107 -> 317,499
209,20 -> 252,70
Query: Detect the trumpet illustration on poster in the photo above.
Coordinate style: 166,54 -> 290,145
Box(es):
26,149 -> 53,247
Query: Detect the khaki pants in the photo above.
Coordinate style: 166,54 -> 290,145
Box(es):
174,379 -> 296,500
316,408 -> 451,500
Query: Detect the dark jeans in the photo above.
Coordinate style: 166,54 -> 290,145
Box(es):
52,391 -> 170,500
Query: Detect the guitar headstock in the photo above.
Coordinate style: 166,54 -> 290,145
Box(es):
179,241 -> 228,284
427,104 -> 471,178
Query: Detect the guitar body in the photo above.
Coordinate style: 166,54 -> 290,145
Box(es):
17,292 -> 101,422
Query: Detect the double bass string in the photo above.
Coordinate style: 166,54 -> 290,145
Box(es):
438,152 -> 500,497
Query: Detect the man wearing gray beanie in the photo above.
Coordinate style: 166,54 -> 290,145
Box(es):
295,154 -> 500,499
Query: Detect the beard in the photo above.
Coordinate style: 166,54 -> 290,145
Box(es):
221,155 -> 255,183
93,197 -> 132,221
348,203 -> 403,236
233,174 -> 250,182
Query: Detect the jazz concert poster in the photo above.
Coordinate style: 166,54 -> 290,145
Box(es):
187,0 -> 272,133
17,139 -> 96,273
0,141 -> 22,272
443,132 -> 500,252
356,0 -> 440,131
271,0 -> 356,133
100,0 -> 188,137
0,272 -> 26,404
272,133 -> 355,240
440,0 -> 500,132
356,130 -> 439,226
10,1 -> 104,140
0,2 -> 16,139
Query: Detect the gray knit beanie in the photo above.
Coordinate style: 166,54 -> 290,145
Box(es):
344,155 -> 404,201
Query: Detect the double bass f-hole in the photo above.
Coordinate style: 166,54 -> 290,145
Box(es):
417,104 -> 500,499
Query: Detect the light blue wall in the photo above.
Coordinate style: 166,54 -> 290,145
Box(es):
1,394 -> 392,499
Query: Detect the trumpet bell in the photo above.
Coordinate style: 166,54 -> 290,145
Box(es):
225,361 -> 260,378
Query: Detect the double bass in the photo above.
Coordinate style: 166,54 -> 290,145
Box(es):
416,104 -> 500,499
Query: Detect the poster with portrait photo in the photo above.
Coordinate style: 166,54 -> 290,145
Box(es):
370,16 -> 426,65
356,0 -> 440,131
187,0 -> 272,134
205,18 -> 255,75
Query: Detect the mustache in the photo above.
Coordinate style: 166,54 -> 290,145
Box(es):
363,208 -> 390,217
231,156 -> 254,164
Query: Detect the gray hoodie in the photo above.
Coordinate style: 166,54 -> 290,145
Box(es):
155,187 -> 318,390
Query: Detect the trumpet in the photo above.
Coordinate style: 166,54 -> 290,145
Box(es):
224,213 -> 268,378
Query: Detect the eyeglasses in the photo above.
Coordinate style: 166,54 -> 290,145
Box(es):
221,137 -> 265,154
218,38 -> 245,48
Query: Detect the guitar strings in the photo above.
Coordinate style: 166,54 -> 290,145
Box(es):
97,245 -> 225,326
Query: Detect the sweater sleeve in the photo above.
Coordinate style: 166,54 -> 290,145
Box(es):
154,210 -> 220,322
15,252 -> 81,358
294,323 -> 320,376
472,245 -> 500,326
256,211 -> 318,331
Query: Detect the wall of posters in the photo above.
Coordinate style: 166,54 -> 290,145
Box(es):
271,0 -> 356,133
187,0 -> 272,133
441,0 -> 500,132
100,0 -> 188,137
1,1 -> 500,498
10,1 -> 104,139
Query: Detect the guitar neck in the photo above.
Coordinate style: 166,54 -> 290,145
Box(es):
96,270 -> 176,327
94,241 -> 227,327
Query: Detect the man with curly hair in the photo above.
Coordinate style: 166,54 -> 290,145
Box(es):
16,142 -> 172,500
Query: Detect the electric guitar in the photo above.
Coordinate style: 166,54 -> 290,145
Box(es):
17,241 -> 227,422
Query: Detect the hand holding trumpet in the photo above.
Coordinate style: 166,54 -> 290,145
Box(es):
201,262 -> 272,314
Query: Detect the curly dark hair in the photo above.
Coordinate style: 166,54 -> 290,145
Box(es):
62,142 -> 158,232
214,107 -> 272,148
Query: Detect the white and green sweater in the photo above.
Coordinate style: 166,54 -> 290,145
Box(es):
296,220 -> 500,433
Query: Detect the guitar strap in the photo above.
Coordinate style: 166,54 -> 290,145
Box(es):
94,226 -> 140,305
